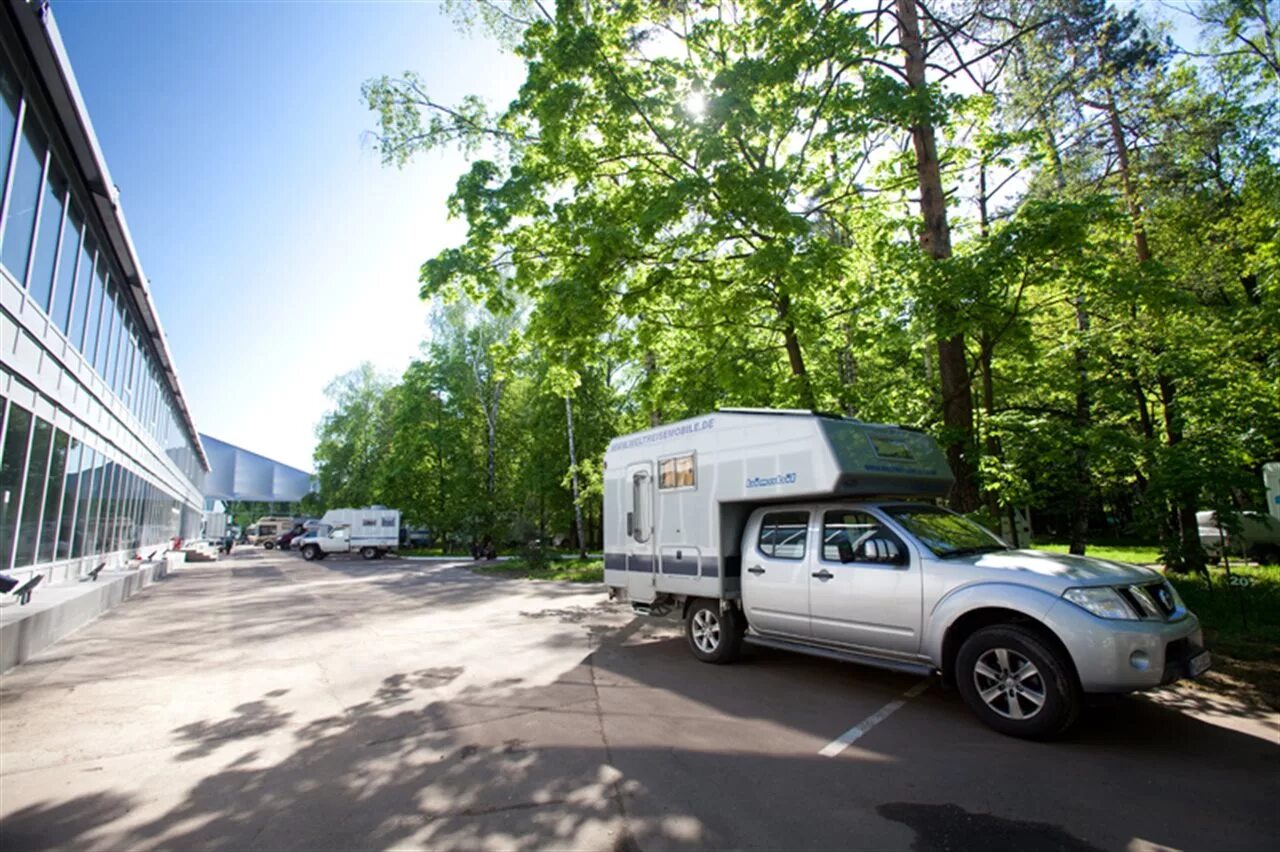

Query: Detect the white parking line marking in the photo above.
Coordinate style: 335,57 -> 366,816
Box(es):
819,679 -> 932,757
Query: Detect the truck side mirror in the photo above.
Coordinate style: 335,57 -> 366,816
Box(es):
836,540 -> 856,564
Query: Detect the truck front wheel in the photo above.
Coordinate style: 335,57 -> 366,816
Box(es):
686,599 -> 743,664
956,625 -> 1080,740
301,544 -> 320,561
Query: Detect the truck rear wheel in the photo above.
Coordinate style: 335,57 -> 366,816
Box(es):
301,544 -> 320,561
956,625 -> 1080,740
686,599 -> 743,664
360,546 -> 378,560
263,540 -> 275,550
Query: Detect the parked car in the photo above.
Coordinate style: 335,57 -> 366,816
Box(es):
1197,510 -> 1280,564
277,526 -> 305,551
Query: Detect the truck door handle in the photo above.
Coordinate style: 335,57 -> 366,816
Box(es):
747,566 -> 765,575
812,569 -> 833,580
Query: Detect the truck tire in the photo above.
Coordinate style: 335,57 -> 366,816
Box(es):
263,540 -> 275,551
685,599 -> 743,664
301,544 -> 321,561
360,547 -> 377,560
956,624 -> 1080,740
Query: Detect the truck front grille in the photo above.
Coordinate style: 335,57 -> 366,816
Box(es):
1118,582 -> 1179,621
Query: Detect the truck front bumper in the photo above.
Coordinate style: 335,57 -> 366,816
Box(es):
1043,599 -> 1210,693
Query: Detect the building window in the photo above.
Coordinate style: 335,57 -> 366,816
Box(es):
0,55 -> 19,198
1,109 -> 47,283
50,201 -> 81,334
72,446 -> 97,558
56,436 -> 82,560
95,281 -> 117,375
80,251 -> 103,363
658,453 -> 696,490
13,415 -> 52,568
37,428 -> 69,563
28,161 -> 67,313
1,401 -> 32,567
757,511 -> 809,560
70,234 -> 96,350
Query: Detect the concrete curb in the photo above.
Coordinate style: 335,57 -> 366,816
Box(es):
0,557 -> 179,673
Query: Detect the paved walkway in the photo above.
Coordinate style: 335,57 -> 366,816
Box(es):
1,548 -> 1277,851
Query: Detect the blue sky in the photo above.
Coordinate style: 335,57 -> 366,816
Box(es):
53,0 -> 525,471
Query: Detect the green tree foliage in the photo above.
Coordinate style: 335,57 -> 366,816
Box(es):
325,0 -> 1280,560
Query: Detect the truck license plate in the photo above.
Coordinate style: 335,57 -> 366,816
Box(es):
1189,651 -> 1212,678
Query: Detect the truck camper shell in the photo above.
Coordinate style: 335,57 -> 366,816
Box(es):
603,409 -> 954,604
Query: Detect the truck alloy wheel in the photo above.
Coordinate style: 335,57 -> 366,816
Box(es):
360,547 -> 377,560
972,648 -> 1045,722
302,545 -> 320,561
956,625 -> 1080,740
685,599 -> 743,664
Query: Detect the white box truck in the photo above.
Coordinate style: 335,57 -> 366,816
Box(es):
604,409 -> 1208,739
296,507 -> 400,561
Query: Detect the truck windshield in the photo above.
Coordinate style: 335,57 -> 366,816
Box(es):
882,505 -> 1009,559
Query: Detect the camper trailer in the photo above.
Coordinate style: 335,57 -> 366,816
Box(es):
296,507 -> 400,561
604,409 -> 1209,739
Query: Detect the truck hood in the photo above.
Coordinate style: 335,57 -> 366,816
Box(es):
962,549 -> 1161,585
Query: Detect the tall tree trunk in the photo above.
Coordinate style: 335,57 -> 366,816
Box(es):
1069,292 -> 1091,555
1157,375 -> 1206,575
897,0 -> 979,512
644,349 -> 661,427
1104,89 -> 1202,571
564,395 -> 588,559
1103,92 -> 1151,264
776,292 -> 817,411
978,338 -> 1000,519
1036,115 -> 1092,556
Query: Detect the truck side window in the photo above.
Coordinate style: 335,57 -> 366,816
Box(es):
758,511 -> 808,560
822,510 -> 903,562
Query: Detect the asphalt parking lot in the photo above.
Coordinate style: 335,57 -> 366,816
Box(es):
1,549 -> 1276,851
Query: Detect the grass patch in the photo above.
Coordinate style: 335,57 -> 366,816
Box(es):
1169,563 -> 1280,662
1032,541 -> 1163,564
472,556 -> 604,583
399,547 -> 474,557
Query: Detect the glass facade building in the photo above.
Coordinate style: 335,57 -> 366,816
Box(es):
0,1 -> 207,583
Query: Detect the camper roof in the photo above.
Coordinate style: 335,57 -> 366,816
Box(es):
606,409 -> 953,500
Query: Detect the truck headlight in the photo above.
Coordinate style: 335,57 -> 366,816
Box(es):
1063,587 -> 1136,620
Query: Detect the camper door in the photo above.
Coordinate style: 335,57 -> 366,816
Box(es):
625,462 -> 657,601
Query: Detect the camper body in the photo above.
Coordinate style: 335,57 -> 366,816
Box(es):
247,516 -> 300,549
604,409 -> 1209,739
297,507 -> 400,561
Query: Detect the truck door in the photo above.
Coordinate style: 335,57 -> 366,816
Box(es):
808,508 -> 921,654
741,509 -> 812,638
625,463 -> 657,602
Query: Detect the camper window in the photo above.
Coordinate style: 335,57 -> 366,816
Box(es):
758,511 -> 809,560
658,453 -> 696,490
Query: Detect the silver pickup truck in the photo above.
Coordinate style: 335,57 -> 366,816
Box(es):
604,411 -> 1210,740
682,501 -> 1209,739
